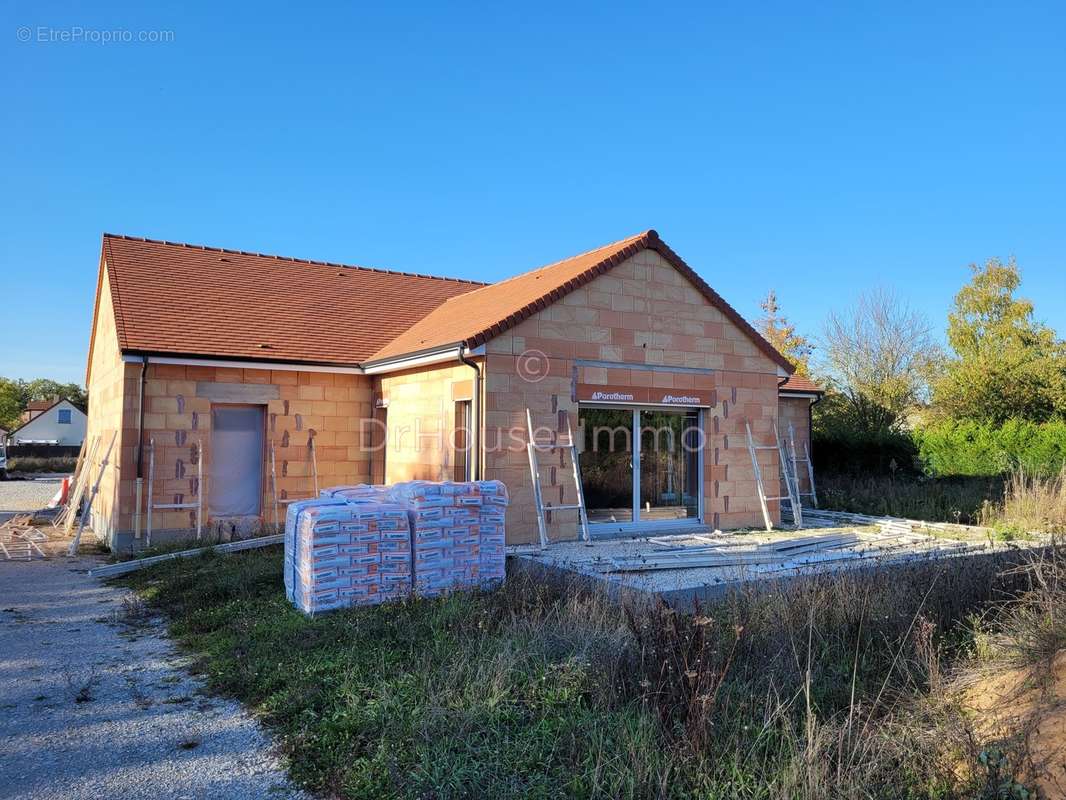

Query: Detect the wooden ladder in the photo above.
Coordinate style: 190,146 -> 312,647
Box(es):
525,408 -> 591,549
745,421 -> 803,531
68,432 -> 117,555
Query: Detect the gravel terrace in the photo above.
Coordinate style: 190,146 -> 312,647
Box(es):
0,476 -> 64,512
0,554 -> 309,800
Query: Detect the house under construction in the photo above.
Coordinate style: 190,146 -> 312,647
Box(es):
82,229 -> 822,550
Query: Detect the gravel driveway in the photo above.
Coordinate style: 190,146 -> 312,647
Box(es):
0,476 -> 64,512
0,555 -> 309,800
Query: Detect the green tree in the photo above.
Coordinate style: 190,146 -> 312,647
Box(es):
934,258 -> 1066,423
0,379 -> 23,431
757,289 -> 814,376
0,377 -> 88,431
24,379 -> 88,411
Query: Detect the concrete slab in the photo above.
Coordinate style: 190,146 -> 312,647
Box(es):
512,524 -> 1031,610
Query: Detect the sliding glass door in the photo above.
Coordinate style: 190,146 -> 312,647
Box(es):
579,406 -> 702,529
579,408 -> 634,523
639,409 -> 701,522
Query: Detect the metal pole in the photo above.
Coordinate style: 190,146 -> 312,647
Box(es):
270,440 -> 279,532
196,438 -> 203,540
146,439 -> 155,548
746,422 -> 773,532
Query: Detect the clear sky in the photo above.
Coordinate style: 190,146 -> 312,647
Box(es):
2,1 -> 1064,385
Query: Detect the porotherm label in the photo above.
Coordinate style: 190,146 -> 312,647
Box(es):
575,383 -> 713,407
659,394 -> 702,405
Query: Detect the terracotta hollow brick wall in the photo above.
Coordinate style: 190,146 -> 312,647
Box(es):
482,249 -> 784,544
376,362 -> 479,484
779,395 -> 815,496
84,271 -> 127,542
95,363 -> 372,545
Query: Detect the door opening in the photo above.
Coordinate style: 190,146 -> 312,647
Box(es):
453,400 -> 472,482
578,405 -> 702,529
209,405 -> 265,517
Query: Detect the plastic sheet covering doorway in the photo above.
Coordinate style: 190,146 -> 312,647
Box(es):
209,405 -> 264,517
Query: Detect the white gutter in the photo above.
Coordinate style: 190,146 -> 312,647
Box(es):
361,344 -> 486,375
121,354 -> 364,375
122,346 -> 487,377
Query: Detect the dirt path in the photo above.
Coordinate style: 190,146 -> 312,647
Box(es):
0,555 -> 309,800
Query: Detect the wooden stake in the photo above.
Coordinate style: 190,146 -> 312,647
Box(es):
68,433 -> 116,556
59,436 -> 100,533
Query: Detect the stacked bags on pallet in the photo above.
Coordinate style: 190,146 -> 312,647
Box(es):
284,480 -> 508,615
386,480 -> 508,597
284,495 -> 413,615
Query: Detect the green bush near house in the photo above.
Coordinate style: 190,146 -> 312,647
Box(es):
811,420 -> 1066,524
915,419 -> 1066,478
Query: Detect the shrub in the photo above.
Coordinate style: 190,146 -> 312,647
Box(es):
818,473 -> 1002,524
914,419 -> 1066,477
6,456 -> 77,473
812,428 -> 920,476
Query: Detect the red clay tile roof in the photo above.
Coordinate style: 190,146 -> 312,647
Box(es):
366,229 -> 796,372
779,374 -> 823,394
97,234 -> 485,366
26,399 -> 55,411
90,229 -> 796,376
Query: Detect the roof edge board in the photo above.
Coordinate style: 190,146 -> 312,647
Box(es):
120,353 -> 365,374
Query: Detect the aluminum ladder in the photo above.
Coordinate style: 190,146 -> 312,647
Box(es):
745,421 -> 803,531
787,422 -> 818,509
525,408 -> 591,549
145,437 -> 204,547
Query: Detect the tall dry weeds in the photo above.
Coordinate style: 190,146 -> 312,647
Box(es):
981,466 -> 1066,535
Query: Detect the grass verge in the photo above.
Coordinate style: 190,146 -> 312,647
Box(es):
117,546 -> 1048,799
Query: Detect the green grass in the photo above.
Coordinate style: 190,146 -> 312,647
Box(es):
116,546 -> 1045,800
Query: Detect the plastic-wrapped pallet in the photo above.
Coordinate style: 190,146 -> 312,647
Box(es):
321,484 -> 388,502
386,480 -> 509,596
284,497 -> 347,607
285,498 -> 412,615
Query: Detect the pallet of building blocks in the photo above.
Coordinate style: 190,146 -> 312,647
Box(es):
385,480 -> 509,596
284,497 -> 347,605
284,497 -> 412,615
320,484 -> 388,502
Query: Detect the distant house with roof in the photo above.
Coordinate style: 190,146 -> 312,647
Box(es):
83,230 -> 822,550
7,398 -> 87,446
21,398 -> 57,423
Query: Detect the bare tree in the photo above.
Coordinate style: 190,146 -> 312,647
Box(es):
821,289 -> 939,434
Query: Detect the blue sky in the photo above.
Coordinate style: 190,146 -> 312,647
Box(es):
2,1 -> 1064,384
